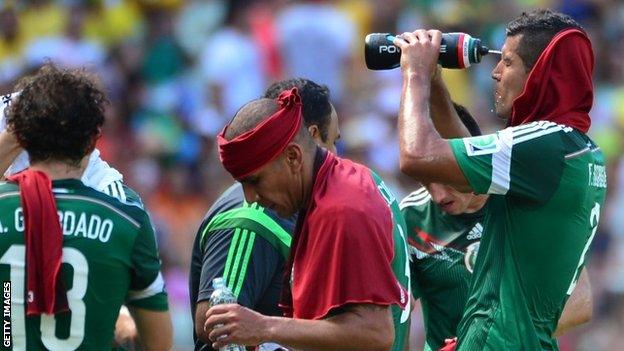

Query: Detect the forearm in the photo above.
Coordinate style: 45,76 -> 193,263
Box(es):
0,131 -> 21,176
265,313 -> 393,351
554,268 -> 592,337
398,74 -> 450,178
429,70 -> 470,138
130,308 -> 173,351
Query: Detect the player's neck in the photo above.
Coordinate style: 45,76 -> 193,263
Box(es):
29,158 -> 87,181
299,150 -> 318,211
464,194 -> 488,214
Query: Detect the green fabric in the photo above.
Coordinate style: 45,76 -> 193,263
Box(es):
201,206 -> 292,259
0,179 -> 167,350
370,170 -> 412,351
400,187 -> 484,350
448,123 -> 607,350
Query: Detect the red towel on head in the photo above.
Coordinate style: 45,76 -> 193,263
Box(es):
7,169 -> 68,316
218,88 -> 303,179
510,29 -> 594,132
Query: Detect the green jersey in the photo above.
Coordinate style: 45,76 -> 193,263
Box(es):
400,187 -> 484,350
371,171 -> 412,351
0,179 -> 168,350
449,122 -> 607,350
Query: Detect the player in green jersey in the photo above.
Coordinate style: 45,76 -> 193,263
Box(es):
402,104 -> 593,350
0,90 -> 147,349
393,9 -> 605,350
0,64 -> 172,350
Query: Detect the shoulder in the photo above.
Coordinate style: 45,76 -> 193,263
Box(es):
200,183 -> 245,228
101,180 -> 144,209
0,181 -> 19,198
399,187 -> 432,213
325,157 -> 383,199
452,121 -> 572,157
503,121 -> 573,144
70,186 -> 152,230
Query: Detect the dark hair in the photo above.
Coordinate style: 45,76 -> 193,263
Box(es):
506,9 -> 583,71
453,103 -> 481,137
7,64 -> 107,165
263,78 -> 332,142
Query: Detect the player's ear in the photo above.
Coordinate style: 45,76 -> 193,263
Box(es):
307,125 -> 320,141
86,127 -> 102,154
283,143 -> 303,172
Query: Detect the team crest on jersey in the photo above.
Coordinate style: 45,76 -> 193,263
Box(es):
464,242 -> 480,273
464,134 -> 500,156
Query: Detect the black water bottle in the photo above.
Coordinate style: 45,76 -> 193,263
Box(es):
364,32 -> 491,70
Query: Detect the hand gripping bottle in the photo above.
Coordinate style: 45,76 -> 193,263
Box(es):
365,32 -> 494,70
209,278 -> 246,351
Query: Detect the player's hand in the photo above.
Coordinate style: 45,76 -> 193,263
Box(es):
393,29 -> 442,81
205,303 -> 268,348
113,306 -> 138,348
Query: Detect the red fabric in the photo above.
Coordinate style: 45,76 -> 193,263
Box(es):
218,88 -> 302,179
438,337 -> 457,351
280,152 -> 408,319
7,170 -> 68,316
509,29 -> 594,132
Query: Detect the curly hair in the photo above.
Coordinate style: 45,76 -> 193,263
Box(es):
6,64 -> 107,165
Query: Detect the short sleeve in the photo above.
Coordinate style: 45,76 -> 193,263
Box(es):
449,122 -> 566,203
197,227 -> 282,310
126,212 -> 168,311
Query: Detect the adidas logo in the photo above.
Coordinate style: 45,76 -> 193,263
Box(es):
467,223 -> 483,240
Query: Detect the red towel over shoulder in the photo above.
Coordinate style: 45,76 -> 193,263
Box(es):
8,169 -> 68,316
281,152 -> 408,319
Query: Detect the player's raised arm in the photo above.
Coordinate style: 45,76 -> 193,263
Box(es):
0,130 -> 20,176
393,30 -> 471,191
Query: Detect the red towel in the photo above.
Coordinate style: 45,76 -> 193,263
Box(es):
438,337 -> 457,351
8,169 -> 68,316
510,29 -> 594,132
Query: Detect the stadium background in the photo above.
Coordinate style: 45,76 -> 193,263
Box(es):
0,0 -> 622,349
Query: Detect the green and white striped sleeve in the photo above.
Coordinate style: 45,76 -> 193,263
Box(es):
449,121 -> 567,203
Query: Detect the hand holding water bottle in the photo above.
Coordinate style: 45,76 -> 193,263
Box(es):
206,278 -> 270,350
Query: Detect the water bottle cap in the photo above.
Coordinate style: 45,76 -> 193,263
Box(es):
212,277 -> 225,289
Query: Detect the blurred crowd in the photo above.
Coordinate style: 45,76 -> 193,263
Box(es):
0,0 -> 622,349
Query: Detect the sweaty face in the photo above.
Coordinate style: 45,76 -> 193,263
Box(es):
424,183 -> 479,215
239,153 -> 301,218
311,105 -> 341,154
491,35 -> 530,120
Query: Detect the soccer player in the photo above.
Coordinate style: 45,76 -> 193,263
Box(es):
190,78 -> 340,351
204,88 -> 411,350
0,64 -> 172,350
0,90 -> 145,348
393,9 -> 606,350
402,104 -> 593,350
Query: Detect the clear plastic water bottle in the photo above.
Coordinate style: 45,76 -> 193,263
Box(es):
209,277 -> 246,351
